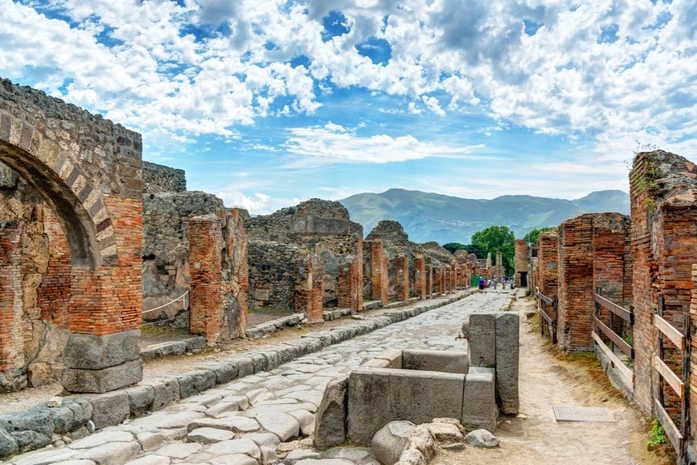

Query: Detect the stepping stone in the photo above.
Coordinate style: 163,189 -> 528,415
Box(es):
207,439 -> 261,458
255,412 -> 300,441
156,443 -> 203,459
188,416 -> 260,434
124,456 -> 171,465
188,427 -> 235,444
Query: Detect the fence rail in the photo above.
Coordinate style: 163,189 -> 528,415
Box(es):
536,287 -> 557,344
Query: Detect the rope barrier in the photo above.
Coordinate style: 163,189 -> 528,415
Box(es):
142,291 -> 189,317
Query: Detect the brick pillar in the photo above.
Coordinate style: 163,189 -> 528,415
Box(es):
338,258 -> 361,313
0,227 -> 23,377
557,215 -> 594,352
414,252 -> 426,299
61,197 -> 143,394
371,241 -> 388,304
426,260 -> 433,297
395,255 -> 409,301
189,214 -> 224,344
537,232 -> 559,298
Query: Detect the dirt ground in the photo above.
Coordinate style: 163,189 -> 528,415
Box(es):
432,295 -> 674,465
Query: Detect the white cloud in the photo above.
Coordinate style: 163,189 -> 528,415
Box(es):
0,0 -> 694,157
283,124 -> 485,164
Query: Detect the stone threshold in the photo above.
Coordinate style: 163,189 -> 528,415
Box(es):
0,290 -> 474,461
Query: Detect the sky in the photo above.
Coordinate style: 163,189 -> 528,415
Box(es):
1,0 -> 695,214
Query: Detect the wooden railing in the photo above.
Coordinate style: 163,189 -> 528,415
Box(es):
653,294 -> 689,458
591,290 -> 634,384
536,286 -> 557,344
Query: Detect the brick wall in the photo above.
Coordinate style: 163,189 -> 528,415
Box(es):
630,150 -> 697,419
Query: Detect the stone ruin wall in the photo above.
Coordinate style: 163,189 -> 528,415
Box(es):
142,161 -> 186,194
245,199 -> 363,312
142,189 -> 226,327
141,162 -> 249,341
247,241 -> 309,310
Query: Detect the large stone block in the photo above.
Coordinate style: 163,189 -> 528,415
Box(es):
314,374 -> 348,450
83,391 -> 130,429
388,369 -> 465,425
495,312 -> 519,415
468,313 -> 496,367
348,368 -> 465,445
61,360 -> 143,393
402,349 -> 468,374
348,369 -> 393,445
373,349 -> 402,369
63,330 -> 141,370
142,377 -> 180,411
461,367 -> 497,433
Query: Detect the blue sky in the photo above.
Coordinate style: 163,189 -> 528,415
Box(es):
1,0 -> 695,214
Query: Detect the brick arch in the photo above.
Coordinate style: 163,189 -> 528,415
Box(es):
0,123 -> 116,267
1,78 -> 143,393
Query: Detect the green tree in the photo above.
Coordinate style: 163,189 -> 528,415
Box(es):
471,226 -> 515,275
523,226 -> 557,245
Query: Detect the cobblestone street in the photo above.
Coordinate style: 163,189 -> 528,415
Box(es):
8,291 -> 511,465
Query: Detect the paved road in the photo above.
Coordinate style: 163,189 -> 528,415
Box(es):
9,290 -> 512,465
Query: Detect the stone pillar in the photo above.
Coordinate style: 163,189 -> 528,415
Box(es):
395,255 -> 409,301
414,252 -> 426,299
370,241 -> 388,305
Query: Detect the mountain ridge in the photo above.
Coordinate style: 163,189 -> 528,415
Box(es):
339,188 -> 630,244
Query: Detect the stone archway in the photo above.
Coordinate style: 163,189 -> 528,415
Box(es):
0,78 -> 143,393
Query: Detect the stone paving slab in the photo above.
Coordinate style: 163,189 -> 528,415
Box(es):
7,290 -> 513,465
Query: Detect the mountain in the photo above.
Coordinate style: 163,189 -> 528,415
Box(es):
339,188 -> 630,244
